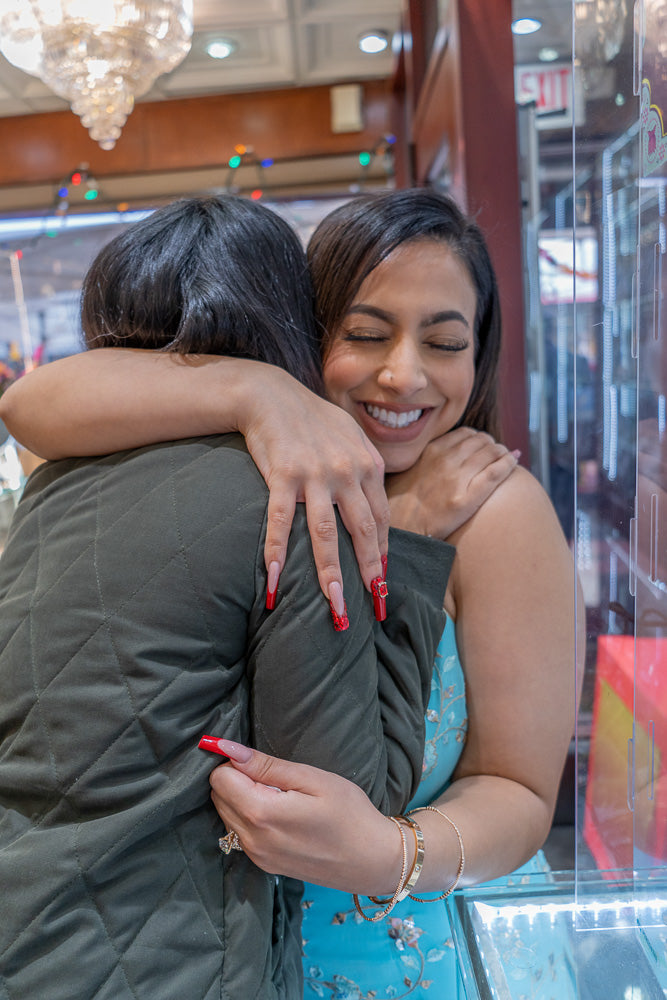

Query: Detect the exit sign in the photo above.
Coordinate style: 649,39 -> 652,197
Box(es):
515,63 -> 584,129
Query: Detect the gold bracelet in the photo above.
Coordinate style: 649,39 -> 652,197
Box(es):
367,814 -> 425,905
353,816 -> 408,922
396,814 -> 425,901
406,806 -> 465,902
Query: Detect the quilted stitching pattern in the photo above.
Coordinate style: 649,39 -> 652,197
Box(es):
0,432 -> 445,1000
0,437 -> 281,1000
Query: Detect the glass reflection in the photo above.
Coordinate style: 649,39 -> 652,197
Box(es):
517,0 -> 667,887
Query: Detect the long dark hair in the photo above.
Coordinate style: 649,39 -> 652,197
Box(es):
308,189 -> 501,437
81,195 -> 323,394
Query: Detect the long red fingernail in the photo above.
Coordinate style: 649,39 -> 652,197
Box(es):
371,577 -> 388,622
198,735 -> 228,756
328,581 -> 349,631
266,561 -> 280,610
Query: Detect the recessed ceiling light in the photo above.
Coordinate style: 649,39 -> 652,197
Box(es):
511,18 -> 542,35
359,31 -> 389,54
206,39 -> 236,60
538,46 -> 559,62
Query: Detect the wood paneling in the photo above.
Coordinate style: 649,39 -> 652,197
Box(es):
0,82 -> 394,188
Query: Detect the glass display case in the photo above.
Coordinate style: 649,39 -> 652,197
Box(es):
518,0 -> 667,878
454,1 -> 667,995
448,871 -> 667,999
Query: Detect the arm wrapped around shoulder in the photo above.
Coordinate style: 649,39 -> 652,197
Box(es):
246,508 -> 454,817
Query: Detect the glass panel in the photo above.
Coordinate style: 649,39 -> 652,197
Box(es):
571,0 -> 641,890
515,0 -> 582,879
633,0 -> 667,878
515,0 -> 667,891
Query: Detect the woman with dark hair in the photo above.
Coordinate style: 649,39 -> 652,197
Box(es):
1,189 -> 579,996
308,189 -> 501,437
80,194 -> 323,390
0,194 -> 454,1000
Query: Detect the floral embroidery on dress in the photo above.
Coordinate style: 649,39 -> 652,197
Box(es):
421,649 -> 467,781
303,912 -> 454,998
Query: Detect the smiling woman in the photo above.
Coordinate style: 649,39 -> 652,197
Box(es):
323,240 -> 477,474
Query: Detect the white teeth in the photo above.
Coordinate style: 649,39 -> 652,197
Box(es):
365,404 -> 423,428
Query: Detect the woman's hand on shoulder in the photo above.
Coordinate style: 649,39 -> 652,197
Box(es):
448,459 -> 568,551
239,367 -> 389,599
207,742 -> 403,895
385,427 -> 519,540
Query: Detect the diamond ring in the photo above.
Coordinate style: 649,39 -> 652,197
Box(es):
219,830 -> 243,854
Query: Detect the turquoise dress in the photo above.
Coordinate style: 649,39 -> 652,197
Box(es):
300,616 -> 551,999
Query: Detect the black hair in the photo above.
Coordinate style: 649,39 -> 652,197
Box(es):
308,189 -> 502,437
82,195 -> 322,393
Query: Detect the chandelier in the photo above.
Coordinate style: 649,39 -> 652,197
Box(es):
0,1 -> 193,150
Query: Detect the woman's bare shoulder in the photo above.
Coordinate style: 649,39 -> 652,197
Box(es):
448,464 -> 568,556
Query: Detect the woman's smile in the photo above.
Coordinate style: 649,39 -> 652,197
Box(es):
357,401 -> 431,440
323,239 -> 478,474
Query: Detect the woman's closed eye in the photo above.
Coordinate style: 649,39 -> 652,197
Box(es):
426,338 -> 470,353
343,330 -> 390,343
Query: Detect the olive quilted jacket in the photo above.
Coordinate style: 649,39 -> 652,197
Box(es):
0,434 -> 453,1000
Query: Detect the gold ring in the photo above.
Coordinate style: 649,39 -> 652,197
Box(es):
219,830 -> 243,854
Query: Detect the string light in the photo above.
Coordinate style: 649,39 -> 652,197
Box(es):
49,165 -> 100,222
34,135 -> 397,250
351,135 -> 396,188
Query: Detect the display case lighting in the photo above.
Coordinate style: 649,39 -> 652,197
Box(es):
474,895 -> 667,927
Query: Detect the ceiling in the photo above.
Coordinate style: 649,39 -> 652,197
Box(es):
0,0 -> 403,118
0,1 -> 585,119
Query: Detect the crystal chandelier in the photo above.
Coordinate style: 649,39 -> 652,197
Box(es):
0,1 -> 193,150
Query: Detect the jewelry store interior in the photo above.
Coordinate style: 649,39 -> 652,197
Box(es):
0,1 -> 666,997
